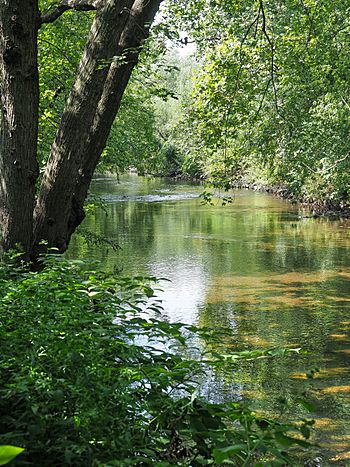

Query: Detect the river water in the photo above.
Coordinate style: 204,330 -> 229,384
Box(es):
69,175 -> 350,464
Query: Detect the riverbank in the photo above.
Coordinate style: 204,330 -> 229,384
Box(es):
231,180 -> 350,218
110,170 -> 350,218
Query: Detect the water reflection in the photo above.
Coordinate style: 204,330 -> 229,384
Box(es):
68,175 -> 350,463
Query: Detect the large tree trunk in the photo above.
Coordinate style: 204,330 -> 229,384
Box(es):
33,0 -> 162,254
67,0 -> 163,239
0,0 -> 163,258
0,0 -> 39,254
33,0 -> 135,253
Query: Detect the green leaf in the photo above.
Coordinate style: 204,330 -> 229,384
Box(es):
298,398 -> 316,413
213,445 -> 246,464
275,432 -> 309,448
0,446 -> 24,465
300,425 -> 311,439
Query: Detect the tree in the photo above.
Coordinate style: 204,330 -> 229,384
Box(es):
167,0 -> 350,206
0,0 -> 162,258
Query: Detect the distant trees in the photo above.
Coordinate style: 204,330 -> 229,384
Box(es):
170,0 -> 350,206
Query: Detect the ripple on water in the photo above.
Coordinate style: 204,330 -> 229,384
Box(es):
101,192 -> 199,203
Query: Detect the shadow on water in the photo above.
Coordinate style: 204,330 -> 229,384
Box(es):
68,175 -> 350,464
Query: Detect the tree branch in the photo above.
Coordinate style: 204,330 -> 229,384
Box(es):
40,0 -> 102,25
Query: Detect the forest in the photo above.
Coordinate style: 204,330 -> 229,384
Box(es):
0,0 -> 350,465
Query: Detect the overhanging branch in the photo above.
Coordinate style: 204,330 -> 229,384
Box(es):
40,0 -> 102,25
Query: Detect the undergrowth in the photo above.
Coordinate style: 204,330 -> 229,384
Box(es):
0,255 -> 313,465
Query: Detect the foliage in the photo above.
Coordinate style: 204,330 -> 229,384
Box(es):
0,446 -> 24,465
37,2 -> 167,177
37,3 -> 198,179
0,256 -> 312,465
98,91 -> 161,175
165,0 -> 350,207
24,0 -> 350,208
38,4 -> 93,168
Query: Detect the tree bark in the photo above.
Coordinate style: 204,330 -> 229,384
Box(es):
0,0 -> 163,257
68,0 -> 163,239
0,0 -> 40,254
34,0 -> 162,253
33,0 -> 135,253
40,0 -> 101,25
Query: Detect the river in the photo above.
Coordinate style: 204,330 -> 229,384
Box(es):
68,174 -> 350,465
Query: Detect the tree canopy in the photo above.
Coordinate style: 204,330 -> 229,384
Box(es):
163,0 -> 350,208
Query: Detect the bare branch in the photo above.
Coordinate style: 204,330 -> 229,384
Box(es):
251,77 -> 272,123
259,0 -> 288,123
40,0 -> 102,25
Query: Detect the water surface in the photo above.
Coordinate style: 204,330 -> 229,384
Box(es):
69,175 -> 350,464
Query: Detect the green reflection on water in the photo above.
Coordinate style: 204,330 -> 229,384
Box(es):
68,175 -> 350,464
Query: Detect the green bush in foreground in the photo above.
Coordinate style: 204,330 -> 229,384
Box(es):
0,255 -> 313,465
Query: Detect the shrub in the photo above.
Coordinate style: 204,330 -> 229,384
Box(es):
0,255 -> 312,465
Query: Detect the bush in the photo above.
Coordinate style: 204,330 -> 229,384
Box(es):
0,255 -> 312,465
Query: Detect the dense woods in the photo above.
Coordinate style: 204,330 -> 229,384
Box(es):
1,0 -> 350,465
161,1 -> 350,209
